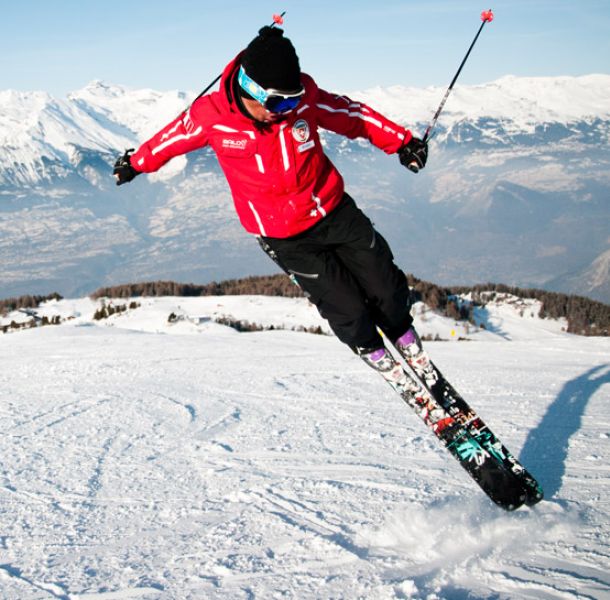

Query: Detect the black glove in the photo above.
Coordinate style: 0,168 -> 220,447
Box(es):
398,136 -> 428,173
113,149 -> 140,186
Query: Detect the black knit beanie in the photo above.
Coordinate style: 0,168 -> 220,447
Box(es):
241,26 -> 301,92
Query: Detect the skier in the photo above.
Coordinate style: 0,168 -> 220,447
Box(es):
113,26 -> 429,371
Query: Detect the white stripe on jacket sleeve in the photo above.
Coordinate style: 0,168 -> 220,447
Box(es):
152,126 -> 203,155
315,103 -> 384,129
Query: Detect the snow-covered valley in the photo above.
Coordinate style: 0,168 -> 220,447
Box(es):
0,296 -> 608,599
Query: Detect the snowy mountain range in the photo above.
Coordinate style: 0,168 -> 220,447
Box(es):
1,75 -> 609,301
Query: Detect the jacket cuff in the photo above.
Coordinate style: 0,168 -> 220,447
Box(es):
129,151 -> 143,173
401,129 -> 413,149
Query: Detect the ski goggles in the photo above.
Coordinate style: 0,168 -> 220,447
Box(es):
238,66 -> 304,114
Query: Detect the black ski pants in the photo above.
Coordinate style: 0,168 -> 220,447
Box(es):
260,193 -> 412,350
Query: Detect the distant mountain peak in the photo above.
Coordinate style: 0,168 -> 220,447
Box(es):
1,73 -> 609,186
351,73 -> 610,129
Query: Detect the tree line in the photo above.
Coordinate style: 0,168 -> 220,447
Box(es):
444,281 -> 609,336
89,276 -> 303,300
2,275 -> 608,337
408,277 -> 609,336
88,274 -> 608,336
0,292 -> 63,315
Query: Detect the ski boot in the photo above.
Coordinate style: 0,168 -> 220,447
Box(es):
358,346 -> 422,395
395,327 -> 438,386
359,347 -> 395,372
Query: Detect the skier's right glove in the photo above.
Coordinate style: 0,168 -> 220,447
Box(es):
113,149 -> 140,186
398,136 -> 428,173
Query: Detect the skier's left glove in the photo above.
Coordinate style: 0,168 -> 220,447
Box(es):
398,136 -> 428,173
113,149 -> 140,186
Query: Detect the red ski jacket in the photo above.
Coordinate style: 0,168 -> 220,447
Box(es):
130,55 -> 412,238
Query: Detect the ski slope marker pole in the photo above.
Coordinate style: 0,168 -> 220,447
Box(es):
422,8 -> 494,143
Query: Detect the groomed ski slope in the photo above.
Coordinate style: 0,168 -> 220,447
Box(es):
0,296 -> 608,599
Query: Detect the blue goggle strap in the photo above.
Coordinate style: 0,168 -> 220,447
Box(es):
238,66 -> 270,105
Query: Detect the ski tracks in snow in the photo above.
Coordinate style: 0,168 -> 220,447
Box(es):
0,326 -> 608,598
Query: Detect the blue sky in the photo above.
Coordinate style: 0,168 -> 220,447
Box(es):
1,0 -> 609,96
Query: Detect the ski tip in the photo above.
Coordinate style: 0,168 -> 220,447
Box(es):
523,488 -> 544,507
504,496 -> 527,512
487,488 -> 527,511
500,486 -> 544,511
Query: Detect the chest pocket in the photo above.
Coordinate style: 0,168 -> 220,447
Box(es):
212,133 -> 257,158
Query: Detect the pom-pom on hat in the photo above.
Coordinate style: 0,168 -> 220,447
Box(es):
241,26 -> 301,92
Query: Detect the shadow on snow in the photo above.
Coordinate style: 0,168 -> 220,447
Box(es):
520,364 -> 610,499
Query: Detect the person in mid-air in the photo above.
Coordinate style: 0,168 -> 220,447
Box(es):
113,26 -> 429,370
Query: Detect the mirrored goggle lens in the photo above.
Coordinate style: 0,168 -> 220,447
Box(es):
265,94 -> 302,114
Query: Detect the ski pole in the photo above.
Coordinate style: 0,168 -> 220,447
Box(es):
422,9 -> 494,143
117,13 -> 286,171
191,12 -> 286,104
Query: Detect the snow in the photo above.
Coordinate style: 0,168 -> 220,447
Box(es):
350,74 -> 610,132
1,295 -> 609,599
68,81 -> 193,141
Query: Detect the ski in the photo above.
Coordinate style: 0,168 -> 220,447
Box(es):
369,340 -> 543,510
393,339 -> 544,507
